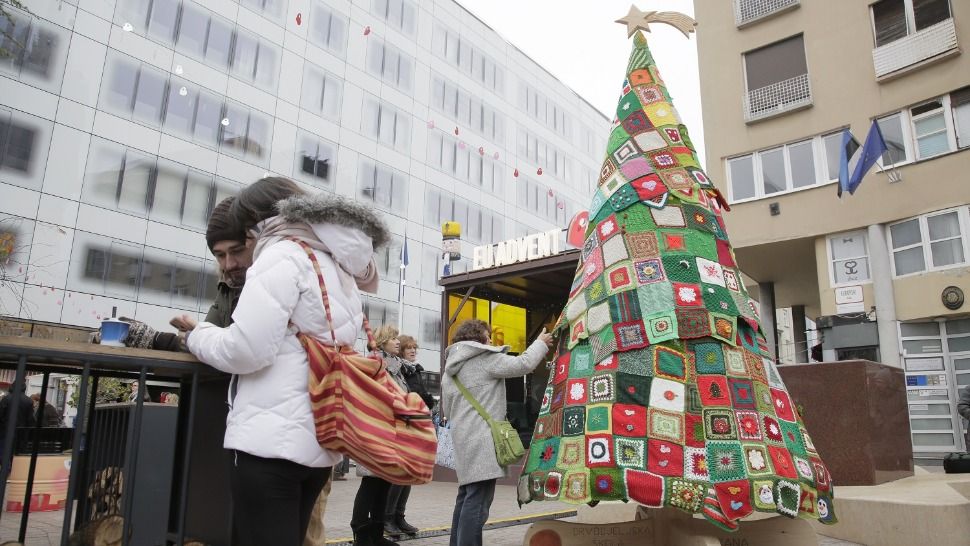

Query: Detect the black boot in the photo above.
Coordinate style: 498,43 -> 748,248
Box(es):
370,522 -> 399,545
352,522 -> 374,546
396,516 -> 418,536
383,519 -> 403,539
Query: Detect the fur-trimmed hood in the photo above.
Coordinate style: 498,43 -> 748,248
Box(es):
276,194 -> 390,249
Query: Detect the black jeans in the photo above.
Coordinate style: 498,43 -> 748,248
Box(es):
449,479 -> 496,546
352,476 -> 391,528
385,484 -> 411,520
229,450 -> 330,546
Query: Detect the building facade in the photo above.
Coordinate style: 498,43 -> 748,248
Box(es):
0,0 -> 608,366
695,0 -> 970,457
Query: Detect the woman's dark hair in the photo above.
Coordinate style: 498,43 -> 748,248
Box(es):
398,335 -> 417,351
231,176 -> 307,232
451,319 -> 490,344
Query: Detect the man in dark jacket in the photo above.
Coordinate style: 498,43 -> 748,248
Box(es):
958,385 -> 970,446
0,384 -> 37,473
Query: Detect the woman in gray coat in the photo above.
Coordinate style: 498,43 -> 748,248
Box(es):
440,319 -> 552,546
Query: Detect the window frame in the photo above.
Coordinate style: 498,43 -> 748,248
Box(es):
870,0 -> 953,48
827,230 -> 873,287
889,206 -> 970,277
725,132 -> 833,204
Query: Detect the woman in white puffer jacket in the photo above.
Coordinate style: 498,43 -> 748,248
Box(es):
184,177 -> 388,546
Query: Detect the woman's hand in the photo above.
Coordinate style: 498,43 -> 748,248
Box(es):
169,314 -> 198,332
537,328 -> 553,349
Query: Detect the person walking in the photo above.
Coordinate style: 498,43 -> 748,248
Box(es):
183,177 -> 387,546
440,319 -> 552,546
351,325 -> 407,545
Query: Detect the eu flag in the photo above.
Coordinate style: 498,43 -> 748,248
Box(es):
846,120 -> 888,195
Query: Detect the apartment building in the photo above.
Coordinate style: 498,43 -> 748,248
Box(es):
0,0 -> 608,366
695,0 -> 970,457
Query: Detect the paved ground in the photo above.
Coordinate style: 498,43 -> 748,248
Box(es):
0,472 -> 864,545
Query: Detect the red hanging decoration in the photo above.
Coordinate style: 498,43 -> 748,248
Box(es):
547,189 -> 554,197
557,201 -> 564,209
363,26 -> 371,35
454,127 -> 460,136
537,167 -> 543,176
295,13 -> 302,25
513,168 -> 519,177
493,152 -> 500,160
458,141 -> 466,150
478,146 -> 485,156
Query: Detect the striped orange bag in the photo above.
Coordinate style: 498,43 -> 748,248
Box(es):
292,239 -> 436,485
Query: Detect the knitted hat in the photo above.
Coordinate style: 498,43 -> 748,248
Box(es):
206,197 -> 244,250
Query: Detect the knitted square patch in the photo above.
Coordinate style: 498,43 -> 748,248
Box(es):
586,434 -> 615,467
566,378 -> 589,406
771,388 -> 797,422
586,301 -> 612,335
620,205 -> 657,232
606,124 -> 631,155
697,375 -> 732,407
753,480 -> 776,511
636,281 -> 675,314
626,231 -> 660,260
711,314 -> 738,346
595,354 -> 619,373
736,410 -> 763,441
586,404 -> 612,433
643,101 -> 679,128
563,471 -> 590,503
673,282 -> 704,307
662,255 -> 701,283
589,374 -> 615,404
769,445 -> 798,480
582,232 -> 600,260
648,408 -> 684,443
620,156 -> 655,180
617,348 -> 652,376
635,84 -> 665,106
605,263 -> 635,295
552,353 -> 571,385
683,446 -> 709,481
616,373 -> 651,405
706,441 -> 746,483
621,109 -> 651,136
550,382 -> 566,413
696,256 -> 726,287
661,230 -> 687,252
609,291 -> 642,323
659,168 -> 693,191
557,437 -> 584,468
625,469 -> 665,507
798,484 -> 818,519
685,230 -> 717,261
614,321 -> 649,351
649,377 -> 686,412
722,268 -> 741,292
703,285 -> 739,315
580,247 -> 605,288
723,347 -> 747,377
608,183 -> 640,212
650,205 -> 686,228
802,427 -> 819,456
745,353 -> 769,385
811,458 -> 831,492
634,259 -> 665,285
743,444 -> 773,476
569,345 -> 593,379
612,140 -> 640,166
775,480 -> 801,517
794,456 -> 815,481
612,403 -> 647,437
667,479 -> 705,513
601,235 -> 629,266
539,385 -> 554,415
684,204 -> 719,236
692,342 -> 725,374
633,129 -> 668,152
616,437 -> 647,468
599,157 -> 618,186
543,471 -> 563,500
562,406 -> 585,437
780,420 -> 808,457
704,408 -> 737,441
532,438 -> 560,471
763,414 -> 784,445
676,308 -> 712,339
714,479 -> 752,520
569,317 -> 588,348
591,468 -> 626,502
527,472 -> 544,502
718,239 -> 737,268
648,150 -> 680,170
632,175 -> 669,204
653,345 -> 687,381
584,277 -> 610,308
648,439 -> 684,477
729,379 -> 756,409
646,312 -> 679,344
764,359 -> 787,389
534,412 -> 562,440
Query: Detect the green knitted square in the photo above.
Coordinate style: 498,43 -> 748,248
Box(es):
662,255 -> 702,284
618,348 -> 652,376
528,438 -> 560,471
590,468 -> 626,502
636,281 -> 675,315
686,386 -> 703,413
619,204 -> 657,233
586,404 -> 611,433
702,285 -> 739,316
562,406 -> 586,437
617,372 -> 652,405
590,327 -> 617,363
683,205 -> 718,236
780,420 -> 808,457
706,441 -> 746,483
685,230 -> 717,261
609,291 -> 642,323
692,342 -> 726,374
666,478 -> 705,513
607,125 -> 631,155
616,91 -> 644,121
570,345 -> 594,379
584,276 -> 609,306
608,184 -> 640,212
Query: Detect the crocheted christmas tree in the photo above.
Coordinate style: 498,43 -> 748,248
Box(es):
518,27 -> 836,531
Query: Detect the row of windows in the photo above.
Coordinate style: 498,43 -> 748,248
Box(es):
514,177 -> 574,226
358,157 -> 408,212
101,53 -> 273,165
516,127 -> 570,182
431,23 -> 505,94
361,95 -> 412,153
366,37 -> 415,92
73,231 -> 219,311
517,82 -> 572,139
236,0 -> 288,24
82,136 -> 241,233
371,0 -> 418,37
308,1 -> 349,58
826,206 -> 970,285
878,88 -> 970,167
0,7 -> 68,93
423,188 -> 504,245
356,296 -> 442,351
427,132 -> 502,194
430,73 -> 505,145
116,0 -> 281,92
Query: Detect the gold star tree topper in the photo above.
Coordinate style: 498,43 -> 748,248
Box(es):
615,5 -> 697,39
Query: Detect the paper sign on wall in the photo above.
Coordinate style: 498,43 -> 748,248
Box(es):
835,285 -> 864,314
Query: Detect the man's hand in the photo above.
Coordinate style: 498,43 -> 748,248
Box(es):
537,327 -> 553,349
169,315 -> 198,332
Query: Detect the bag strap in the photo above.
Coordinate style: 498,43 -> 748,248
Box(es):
289,238 -> 376,350
452,375 -> 494,426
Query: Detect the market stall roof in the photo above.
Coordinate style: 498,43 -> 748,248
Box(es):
439,249 -> 580,312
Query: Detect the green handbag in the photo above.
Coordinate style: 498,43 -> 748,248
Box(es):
453,376 -> 525,467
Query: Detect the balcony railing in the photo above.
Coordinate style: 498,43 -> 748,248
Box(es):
743,73 -> 812,122
735,0 -> 800,27
873,18 -> 958,79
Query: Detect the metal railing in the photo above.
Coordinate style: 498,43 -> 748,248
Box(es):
743,73 -> 812,122
873,18 -> 958,79
735,0 -> 800,27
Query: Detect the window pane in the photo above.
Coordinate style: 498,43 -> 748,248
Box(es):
877,114 -> 908,165
930,239 -> 964,267
106,241 -> 141,298
901,321 -> 940,338
729,156 -> 755,200
183,170 -> 212,229
147,0 -> 179,43
872,0 -> 908,47
914,0 -> 951,30
220,103 -> 248,152
760,148 -> 786,194
132,67 -> 166,124
246,114 -> 270,158
743,34 -> 807,91
151,159 -> 187,226
83,139 -> 125,207
955,102 -> 970,148
205,19 -> 233,68
102,59 -> 137,112
927,212 -> 961,240
788,140 -> 816,188
1,123 -> 35,173
890,219 -> 921,248
21,25 -> 59,80
903,338 -> 943,354
176,4 -> 207,57
948,336 -> 970,353
833,258 -> 870,284
822,132 -> 842,181
164,81 -> 196,136
948,319 -> 970,336
194,91 -> 223,144
915,121 -> 951,158
831,232 -> 867,259
232,31 -> 259,80
119,150 -> 153,214
894,246 -> 926,275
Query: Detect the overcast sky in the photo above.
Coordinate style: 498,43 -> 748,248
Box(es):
457,0 -> 706,166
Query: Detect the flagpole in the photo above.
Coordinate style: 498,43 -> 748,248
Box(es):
398,231 -> 407,332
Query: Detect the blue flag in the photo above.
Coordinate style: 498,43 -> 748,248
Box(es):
837,128 -> 859,198
398,236 -> 409,302
846,120 -> 888,195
